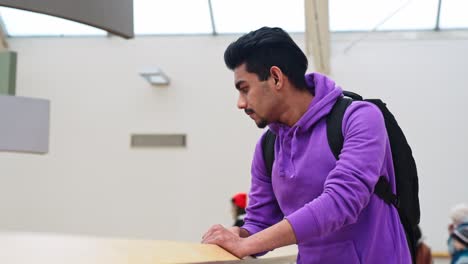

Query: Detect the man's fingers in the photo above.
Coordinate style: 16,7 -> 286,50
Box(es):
202,235 -> 216,244
202,224 -> 224,240
202,232 -> 220,244
202,230 -> 211,240
202,227 -> 224,243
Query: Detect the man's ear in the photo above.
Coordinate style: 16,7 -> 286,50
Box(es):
270,66 -> 283,88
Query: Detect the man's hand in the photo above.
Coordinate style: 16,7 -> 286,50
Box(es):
202,220 -> 297,258
202,224 -> 249,258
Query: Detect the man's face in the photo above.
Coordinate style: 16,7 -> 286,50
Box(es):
234,64 -> 276,128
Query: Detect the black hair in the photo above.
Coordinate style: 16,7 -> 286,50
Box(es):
224,27 -> 309,90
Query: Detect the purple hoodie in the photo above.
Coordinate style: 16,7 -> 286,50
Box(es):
242,73 -> 411,263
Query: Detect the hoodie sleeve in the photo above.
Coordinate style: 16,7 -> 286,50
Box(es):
285,101 -> 387,243
242,133 -> 284,236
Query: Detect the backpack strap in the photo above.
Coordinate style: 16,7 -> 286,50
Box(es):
326,96 -> 353,160
327,94 -> 400,209
375,176 -> 400,208
262,129 -> 276,177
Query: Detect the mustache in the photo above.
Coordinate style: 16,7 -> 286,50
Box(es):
245,109 -> 254,115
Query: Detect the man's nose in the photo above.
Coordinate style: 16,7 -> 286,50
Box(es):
237,95 -> 247,109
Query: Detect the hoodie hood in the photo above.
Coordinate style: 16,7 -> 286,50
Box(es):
269,72 -> 343,134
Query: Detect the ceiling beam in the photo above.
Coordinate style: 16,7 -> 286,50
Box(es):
304,0 -> 330,75
0,0 -> 133,39
435,0 -> 442,31
208,0 -> 217,35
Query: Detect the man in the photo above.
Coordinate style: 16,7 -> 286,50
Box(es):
202,27 -> 410,263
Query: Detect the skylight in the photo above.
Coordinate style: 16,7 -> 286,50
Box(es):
439,0 -> 468,29
210,0 -> 304,34
134,0 -> 212,34
329,0 -> 439,31
0,6 -> 106,37
0,0 -> 467,37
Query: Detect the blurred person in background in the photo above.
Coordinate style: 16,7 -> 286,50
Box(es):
414,225 -> 432,264
448,203 -> 468,264
449,204 -> 468,234
449,223 -> 468,264
231,193 -> 247,227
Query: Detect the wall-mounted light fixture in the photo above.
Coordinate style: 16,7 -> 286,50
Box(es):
139,68 -> 170,86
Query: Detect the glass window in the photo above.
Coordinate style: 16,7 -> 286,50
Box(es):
134,0 -> 212,34
330,0 -> 438,31
439,0 -> 468,29
0,7 -> 106,36
211,0 -> 304,34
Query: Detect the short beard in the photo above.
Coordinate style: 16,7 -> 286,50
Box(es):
257,119 -> 268,129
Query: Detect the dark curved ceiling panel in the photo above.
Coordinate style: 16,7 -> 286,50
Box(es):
0,0 -> 133,38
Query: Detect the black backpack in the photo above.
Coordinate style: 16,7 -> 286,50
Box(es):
262,91 -> 420,263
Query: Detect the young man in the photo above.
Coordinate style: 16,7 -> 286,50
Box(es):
202,27 -> 410,263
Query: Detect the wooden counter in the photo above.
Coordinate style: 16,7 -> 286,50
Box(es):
0,231 -> 238,264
